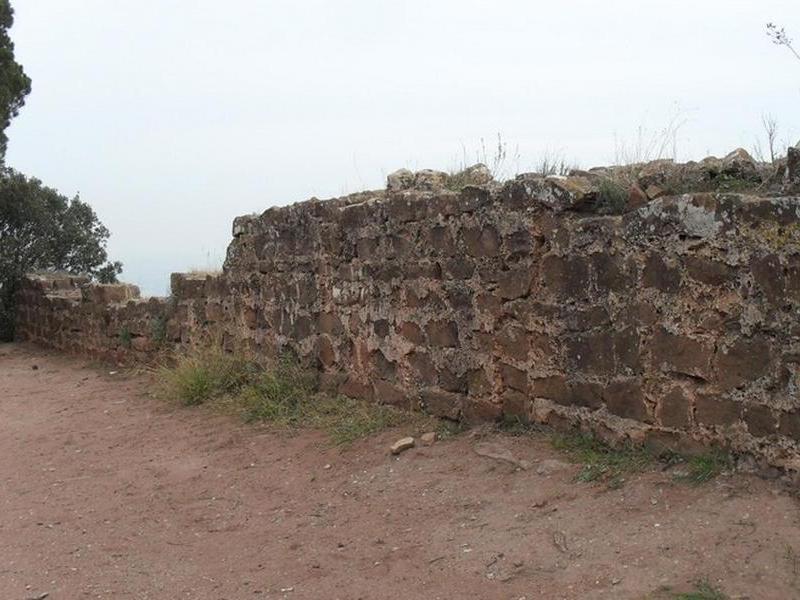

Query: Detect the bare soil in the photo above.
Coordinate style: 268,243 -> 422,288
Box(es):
2,343 -> 800,600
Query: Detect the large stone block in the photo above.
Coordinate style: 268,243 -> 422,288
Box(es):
317,312 -> 343,335
421,388 -> 463,420
339,376 -> 374,401
82,283 -> 141,305
463,225 -> 501,258
497,265 -> 535,300
397,321 -> 425,344
496,324 -> 529,359
779,410 -> 800,441
463,398 -> 502,423
501,389 -> 529,421
743,404 -> 777,437
591,253 -> 627,293
541,254 -> 589,299
714,337 -> 771,391
407,351 -> 438,385
657,386 -> 691,429
373,379 -> 410,408
170,273 -> 205,298
504,229 -> 534,256
531,375 -> 602,409
642,254 -> 681,293
695,394 -> 740,427
442,257 -> 475,280
205,302 -> 224,322
438,365 -> 467,393
500,362 -> 527,392
567,332 -> 614,375
426,320 -> 459,347
752,254 -> 785,304
650,328 -> 713,380
603,379 -> 649,422
467,368 -> 492,397
685,256 -> 733,286
427,226 -> 456,255
356,237 -> 379,260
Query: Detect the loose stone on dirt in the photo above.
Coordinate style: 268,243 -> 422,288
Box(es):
390,436 -> 415,455
473,443 -> 532,470
420,431 -> 437,445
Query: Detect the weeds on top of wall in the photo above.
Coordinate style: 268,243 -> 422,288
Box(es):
594,179 -> 629,215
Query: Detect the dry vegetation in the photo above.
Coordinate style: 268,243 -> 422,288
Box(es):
155,348 -> 733,489
153,347 -> 450,444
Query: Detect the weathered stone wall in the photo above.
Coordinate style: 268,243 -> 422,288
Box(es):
14,158 -> 800,469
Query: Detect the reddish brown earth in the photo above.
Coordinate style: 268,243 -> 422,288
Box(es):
2,343 -> 800,600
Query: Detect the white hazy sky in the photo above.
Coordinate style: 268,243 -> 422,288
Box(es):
5,0 -> 800,295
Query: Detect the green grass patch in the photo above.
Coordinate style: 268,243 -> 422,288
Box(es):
150,315 -> 167,346
237,363 -> 410,445
595,178 -> 629,214
672,580 -> 728,600
155,348 -> 422,444
551,432 -> 653,486
119,326 -> 132,349
539,430 -> 732,488
156,346 -> 256,406
528,429 -> 733,488
673,450 -> 732,485
497,414 -> 535,436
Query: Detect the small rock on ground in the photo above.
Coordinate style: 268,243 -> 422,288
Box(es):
390,437 -> 415,455
536,459 -> 571,476
473,444 -> 532,470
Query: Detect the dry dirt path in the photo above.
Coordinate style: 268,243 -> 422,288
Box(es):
2,343 -> 800,600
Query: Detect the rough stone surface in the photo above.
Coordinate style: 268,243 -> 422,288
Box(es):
15,153 -> 800,470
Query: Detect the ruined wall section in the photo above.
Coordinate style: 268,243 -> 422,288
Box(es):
14,181 -> 800,469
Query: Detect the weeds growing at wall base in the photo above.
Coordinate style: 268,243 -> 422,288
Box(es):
665,579 -> 728,600
155,347 -> 422,444
673,450 -> 732,484
500,418 -> 732,487
551,432 -> 653,487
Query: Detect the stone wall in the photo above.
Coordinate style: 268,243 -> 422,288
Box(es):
14,151 -> 800,469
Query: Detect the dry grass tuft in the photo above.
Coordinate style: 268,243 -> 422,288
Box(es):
155,348 -> 426,444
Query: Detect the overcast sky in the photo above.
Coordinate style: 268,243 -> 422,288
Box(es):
6,0 -> 800,295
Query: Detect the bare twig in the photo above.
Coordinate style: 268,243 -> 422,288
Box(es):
767,22 -> 800,62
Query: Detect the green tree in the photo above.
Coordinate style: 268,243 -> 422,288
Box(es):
0,1 -> 31,163
0,169 -> 122,340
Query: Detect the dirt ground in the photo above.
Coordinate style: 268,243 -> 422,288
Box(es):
3,344 -> 800,600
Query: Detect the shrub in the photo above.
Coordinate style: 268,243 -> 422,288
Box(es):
150,316 -> 167,346
119,326 -> 132,349
155,348 -> 419,443
595,178 -> 629,215
674,449 -> 732,485
551,432 -> 652,485
674,579 -> 728,600
156,346 -> 255,406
